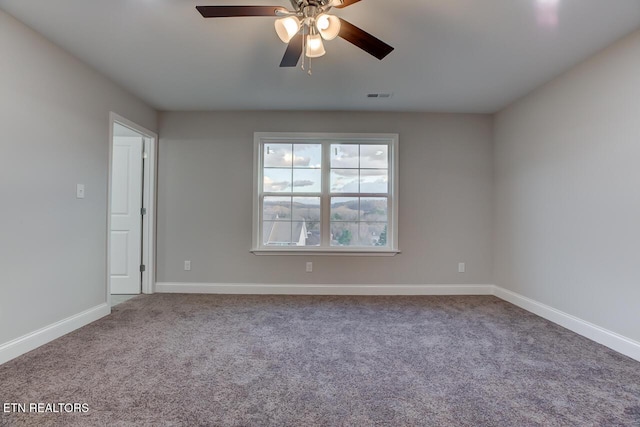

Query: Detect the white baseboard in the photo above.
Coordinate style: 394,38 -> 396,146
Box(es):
156,281 -> 640,362
0,303 -> 110,365
3,285 -> 638,366
493,286 -> 640,362
155,282 -> 495,296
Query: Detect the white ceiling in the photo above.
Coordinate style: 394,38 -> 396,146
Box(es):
1,0 -> 639,112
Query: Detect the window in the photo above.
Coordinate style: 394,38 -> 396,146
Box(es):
252,133 -> 399,255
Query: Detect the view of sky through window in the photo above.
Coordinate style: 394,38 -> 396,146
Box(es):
257,137 -> 396,250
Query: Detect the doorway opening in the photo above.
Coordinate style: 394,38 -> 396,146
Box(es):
107,113 -> 157,306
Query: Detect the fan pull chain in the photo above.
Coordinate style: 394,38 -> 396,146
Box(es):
301,25 -> 306,71
305,23 -> 312,75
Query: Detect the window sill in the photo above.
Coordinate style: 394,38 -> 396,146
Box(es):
251,249 -> 401,257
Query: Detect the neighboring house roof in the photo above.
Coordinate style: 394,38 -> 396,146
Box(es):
264,219 -> 307,246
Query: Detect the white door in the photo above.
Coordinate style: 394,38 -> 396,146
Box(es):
110,136 -> 144,294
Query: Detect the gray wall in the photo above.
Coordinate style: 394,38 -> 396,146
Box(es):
0,10 -> 157,344
157,111 -> 493,285
494,30 -> 640,342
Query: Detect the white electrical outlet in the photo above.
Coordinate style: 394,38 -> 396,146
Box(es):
458,262 -> 466,273
184,260 -> 191,271
76,184 -> 85,199
306,262 -> 313,273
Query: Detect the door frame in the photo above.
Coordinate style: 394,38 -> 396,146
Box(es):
107,112 -> 158,305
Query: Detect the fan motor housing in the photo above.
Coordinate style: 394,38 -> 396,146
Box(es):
291,0 -> 334,12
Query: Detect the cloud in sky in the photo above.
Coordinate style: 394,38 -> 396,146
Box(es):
330,170 -> 388,193
265,144 -> 322,168
293,180 -> 314,188
264,176 -> 291,192
293,156 -> 312,167
331,144 -> 388,169
332,169 -> 359,177
268,181 -> 290,192
360,145 -> 388,169
265,153 -> 311,168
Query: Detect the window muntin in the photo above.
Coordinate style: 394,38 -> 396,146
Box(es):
254,133 -> 398,254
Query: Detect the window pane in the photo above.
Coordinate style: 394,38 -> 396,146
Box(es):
263,221 -> 292,246
264,144 -> 292,168
263,168 -> 292,193
293,144 -> 322,169
263,196 -> 291,220
331,197 -> 359,221
360,169 -> 388,193
360,222 -> 388,247
330,222 -> 359,246
304,222 -> 321,246
330,169 -> 359,193
331,144 -> 359,168
293,197 -> 321,222
360,197 -> 388,221
360,145 -> 388,169
293,169 -> 321,193
257,135 -> 396,252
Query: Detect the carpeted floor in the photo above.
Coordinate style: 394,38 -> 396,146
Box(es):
1,294 -> 639,426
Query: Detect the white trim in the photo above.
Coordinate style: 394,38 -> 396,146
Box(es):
155,282 -> 640,362
155,282 -> 494,295
3,285 -> 638,365
141,135 -> 157,294
0,304 -> 110,365
251,249 -> 401,256
493,286 -> 640,362
108,112 -> 158,297
252,132 -> 400,254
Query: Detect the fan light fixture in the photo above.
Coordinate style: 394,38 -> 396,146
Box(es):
306,33 -> 326,57
316,13 -> 340,40
274,7 -> 342,73
274,16 -> 301,43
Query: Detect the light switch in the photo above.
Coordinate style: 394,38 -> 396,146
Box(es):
76,184 -> 85,199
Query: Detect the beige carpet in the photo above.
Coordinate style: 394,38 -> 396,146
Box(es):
1,294 -> 639,426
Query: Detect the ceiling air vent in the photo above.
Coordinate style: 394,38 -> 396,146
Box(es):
367,93 -> 393,99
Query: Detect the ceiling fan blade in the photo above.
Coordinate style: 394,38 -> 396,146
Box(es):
280,33 -> 303,67
333,0 -> 362,9
338,18 -> 394,60
196,6 -> 283,18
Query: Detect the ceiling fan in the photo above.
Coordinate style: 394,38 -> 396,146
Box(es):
196,0 -> 394,72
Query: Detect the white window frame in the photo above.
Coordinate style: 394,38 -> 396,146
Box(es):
252,132 -> 400,256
